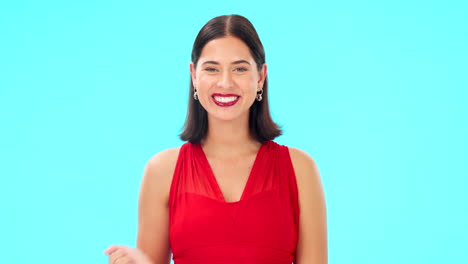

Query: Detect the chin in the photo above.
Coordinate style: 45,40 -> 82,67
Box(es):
211,114 -> 241,122
208,111 -> 247,122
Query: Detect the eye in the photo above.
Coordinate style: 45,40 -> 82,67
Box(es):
235,67 -> 248,72
204,67 -> 217,72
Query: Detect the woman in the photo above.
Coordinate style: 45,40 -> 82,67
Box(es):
105,14 -> 327,264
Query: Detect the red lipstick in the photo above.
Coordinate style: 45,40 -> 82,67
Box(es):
212,93 -> 240,107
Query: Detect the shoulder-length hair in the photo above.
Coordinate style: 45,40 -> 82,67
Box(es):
179,14 -> 282,144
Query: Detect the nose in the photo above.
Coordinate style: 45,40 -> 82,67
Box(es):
217,70 -> 234,89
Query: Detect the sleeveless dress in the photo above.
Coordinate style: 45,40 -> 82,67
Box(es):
169,140 -> 300,264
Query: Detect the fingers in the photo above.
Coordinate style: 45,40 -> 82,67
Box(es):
105,245 -> 135,264
111,250 -> 130,264
109,249 -> 124,263
104,245 -> 118,255
104,245 -> 130,255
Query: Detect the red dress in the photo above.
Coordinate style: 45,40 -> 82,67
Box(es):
169,140 -> 300,264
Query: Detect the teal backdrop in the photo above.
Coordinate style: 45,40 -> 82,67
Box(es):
0,1 -> 467,263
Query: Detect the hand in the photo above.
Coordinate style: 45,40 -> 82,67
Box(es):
104,245 -> 153,264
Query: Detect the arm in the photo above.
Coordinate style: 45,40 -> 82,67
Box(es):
136,148 -> 179,264
289,147 -> 328,264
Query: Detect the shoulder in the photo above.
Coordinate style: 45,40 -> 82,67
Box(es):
146,146 -> 182,173
287,146 -> 319,176
270,141 -> 319,177
137,146 -> 182,264
140,145 -> 183,204
286,146 -> 323,197
286,146 -> 328,263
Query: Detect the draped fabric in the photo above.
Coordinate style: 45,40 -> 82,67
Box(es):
169,140 -> 300,264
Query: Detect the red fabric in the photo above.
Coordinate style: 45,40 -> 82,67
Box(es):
169,140 -> 300,264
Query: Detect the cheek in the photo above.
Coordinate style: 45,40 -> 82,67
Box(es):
241,76 -> 258,92
197,74 -> 216,86
235,74 -> 255,84
244,73 -> 258,85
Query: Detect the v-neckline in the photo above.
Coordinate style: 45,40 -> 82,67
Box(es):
197,141 -> 267,204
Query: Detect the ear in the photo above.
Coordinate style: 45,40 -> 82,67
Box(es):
189,62 -> 197,87
257,63 -> 267,91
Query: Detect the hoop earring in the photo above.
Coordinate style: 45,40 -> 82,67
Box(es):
256,89 -> 263,101
193,88 -> 198,100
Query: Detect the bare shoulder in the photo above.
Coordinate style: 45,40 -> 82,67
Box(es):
287,146 -> 320,184
142,146 -> 182,204
137,146 -> 182,264
287,146 -> 328,263
147,146 -> 181,167
146,147 -> 181,177
287,146 -> 324,204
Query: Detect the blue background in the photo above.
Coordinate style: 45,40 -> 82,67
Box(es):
1,0 -> 467,263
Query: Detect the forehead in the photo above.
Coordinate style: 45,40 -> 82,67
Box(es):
199,36 -> 253,64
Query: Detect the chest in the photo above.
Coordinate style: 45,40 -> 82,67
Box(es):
206,155 -> 256,203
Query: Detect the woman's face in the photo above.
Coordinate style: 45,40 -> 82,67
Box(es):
190,36 -> 267,122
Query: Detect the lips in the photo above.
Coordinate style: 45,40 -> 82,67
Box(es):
212,93 -> 240,107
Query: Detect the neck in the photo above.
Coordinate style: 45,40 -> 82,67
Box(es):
201,113 -> 260,157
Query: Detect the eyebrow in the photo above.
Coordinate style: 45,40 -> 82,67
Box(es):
201,60 -> 251,66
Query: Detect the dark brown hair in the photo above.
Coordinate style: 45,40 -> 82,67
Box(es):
179,14 -> 282,144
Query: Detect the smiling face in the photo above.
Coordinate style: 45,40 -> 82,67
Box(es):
190,36 -> 267,122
